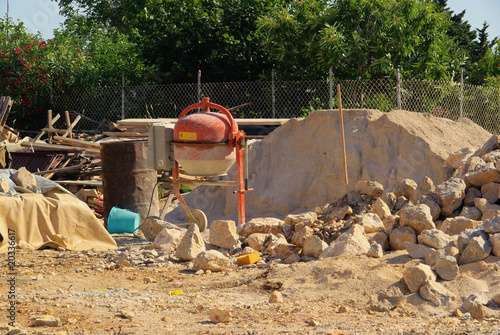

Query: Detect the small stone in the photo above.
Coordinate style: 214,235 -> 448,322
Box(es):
269,291 -> 283,303
337,305 -> 349,313
284,212 -> 317,226
367,242 -> 383,258
120,310 -> 134,320
404,242 -> 433,259
355,180 -> 384,198
193,250 -> 231,272
303,235 -> 328,258
358,213 -> 385,234
209,308 -> 233,323
67,318 -> 77,324
244,233 -> 269,252
399,204 -> 436,234
152,228 -> 185,251
393,179 -> 417,200
459,235 -> 492,265
490,233 -> 500,256
462,294 -> 488,320
371,198 -> 391,220
291,226 -> 314,246
34,315 -> 61,327
238,217 -> 284,237
175,223 -> 206,261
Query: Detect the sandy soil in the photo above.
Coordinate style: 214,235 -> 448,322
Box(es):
1,234 -> 499,335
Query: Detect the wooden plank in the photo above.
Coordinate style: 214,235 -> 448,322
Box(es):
20,141 -> 100,155
33,111 -> 61,142
55,180 -> 103,187
103,131 -> 148,137
53,136 -> 100,149
62,114 -> 82,137
116,117 -> 289,127
0,96 -> 13,130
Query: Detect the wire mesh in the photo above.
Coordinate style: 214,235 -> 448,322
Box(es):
51,78 -> 500,133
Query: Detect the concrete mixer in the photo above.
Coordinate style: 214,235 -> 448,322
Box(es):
148,98 -> 252,231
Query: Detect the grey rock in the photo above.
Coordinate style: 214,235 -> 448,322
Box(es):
462,294 -> 490,320
480,182 -> 500,204
435,178 -> 466,216
480,214 -> 500,234
419,280 -> 456,306
464,188 -> 481,207
367,242 -> 384,258
459,235 -> 492,265
425,246 -> 459,267
369,286 -> 404,312
389,226 -> 417,250
434,255 -> 459,281
404,242 -> 433,259
459,207 -> 482,221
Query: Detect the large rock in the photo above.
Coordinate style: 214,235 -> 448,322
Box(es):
464,188 -> 482,207
303,235 -> 328,258
389,226 -> 417,250
244,233 -> 269,252
404,242 -> 433,259
457,229 -> 489,254
367,242 -> 384,258
410,176 -> 435,203
355,180 -> 384,198
393,179 -> 417,200
209,220 -> 239,250
369,286 -> 404,312
285,212 -> 317,226
490,233 -> 500,256
399,204 -> 435,234
326,205 -> 353,221
434,255 -> 459,281
459,207 -> 482,221
417,229 -> 452,249
481,214 -> 500,234
12,167 -> 37,191
435,178 -> 466,217
175,223 -> 206,261
480,182 -> 500,204
370,199 -> 391,220
291,226 -> 314,246
419,280 -> 456,306
238,217 -> 283,237
383,215 -> 399,235
403,263 -> 437,293
466,161 -> 500,187
320,225 -> 370,258
419,197 -> 441,221
193,250 -> 231,272
440,216 -> 482,236
445,147 -> 474,170
459,235 -> 492,265
462,294 -> 489,320
165,110 -> 491,221
152,228 -> 186,251
367,232 -> 389,250
425,246 -> 459,267
358,213 -> 385,234
142,217 -> 184,241
474,198 -> 500,221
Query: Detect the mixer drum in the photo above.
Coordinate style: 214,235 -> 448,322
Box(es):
173,111 -> 236,176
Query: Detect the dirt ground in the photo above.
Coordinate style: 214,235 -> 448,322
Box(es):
1,234 -> 500,335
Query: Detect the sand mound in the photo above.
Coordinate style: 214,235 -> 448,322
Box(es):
164,109 -> 490,223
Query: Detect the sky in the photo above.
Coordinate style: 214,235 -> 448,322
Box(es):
1,0 -> 500,41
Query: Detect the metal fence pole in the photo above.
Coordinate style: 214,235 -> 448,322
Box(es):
272,68 -> 276,118
121,72 -> 125,120
197,70 -> 201,102
50,77 -> 53,108
460,69 -> 464,118
396,68 -> 402,110
329,67 -> 333,109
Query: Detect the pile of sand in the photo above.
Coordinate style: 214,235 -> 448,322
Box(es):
164,109 -> 490,224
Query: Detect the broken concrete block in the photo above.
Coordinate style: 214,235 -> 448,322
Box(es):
440,216 -> 482,236
481,182 -> 500,204
459,235 -> 492,265
193,250 -> 231,272
244,233 -> 269,252
459,207 -> 482,221
303,235 -> 328,258
403,263 -> 436,293
367,242 -> 383,258
404,242 -> 433,259
175,223 -> 205,261
419,280 -> 456,306
355,180 -> 384,198
291,226 -> 313,247
367,232 -> 389,250
12,167 -> 37,191
152,228 -> 185,251
209,220 -> 239,250
418,229 -> 452,249
490,233 -> 500,256
238,217 -> 284,237
389,226 -> 417,250
435,178 -> 466,216
371,198 -> 391,220
434,255 -> 459,281
284,212 -> 317,226
410,176 -> 435,203
358,213 -> 385,234
393,178 -> 417,200
399,203 -> 436,235
320,225 -> 370,258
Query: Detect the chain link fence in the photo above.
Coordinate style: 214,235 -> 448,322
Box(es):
52,77 -> 500,133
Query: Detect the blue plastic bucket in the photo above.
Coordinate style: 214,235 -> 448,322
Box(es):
107,206 -> 140,233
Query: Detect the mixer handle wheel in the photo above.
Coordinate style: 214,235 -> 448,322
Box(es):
188,209 -> 207,232
179,97 -> 238,134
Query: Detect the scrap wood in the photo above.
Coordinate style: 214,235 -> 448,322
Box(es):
21,141 -> 87,153
52,136 -> 100,150
102,131 -> 148,138
0,96 -> 13,131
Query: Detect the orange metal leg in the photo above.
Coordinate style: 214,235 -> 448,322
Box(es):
235,140 -> 246,226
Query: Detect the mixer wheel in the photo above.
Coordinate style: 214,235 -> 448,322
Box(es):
189,209 -> 207,232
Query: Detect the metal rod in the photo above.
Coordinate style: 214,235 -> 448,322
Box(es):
337,84 -> 348,194
174,179 -> 239,187
198,70 -> 201,112
272,68 -> 276,118
243,137 -> 249,190
121,72 -> 125,120
396,68 -> 402,110
460,69 -> 464,118
329,67 -> 333,109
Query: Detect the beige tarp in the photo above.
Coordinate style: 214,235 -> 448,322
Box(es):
0,189 -> 117,252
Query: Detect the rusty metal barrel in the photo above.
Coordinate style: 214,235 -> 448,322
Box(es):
101,140 -> 159,229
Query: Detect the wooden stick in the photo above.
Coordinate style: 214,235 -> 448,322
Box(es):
337,84 -> 348,194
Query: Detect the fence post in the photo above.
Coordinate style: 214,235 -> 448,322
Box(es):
460,69 -> 464,118
329,67 -> 333,109
272,68 -> 276,118
197,70 -> 201,102
121,72 -> 125,120
396,68 -> 402,110
50,77 -> 53,108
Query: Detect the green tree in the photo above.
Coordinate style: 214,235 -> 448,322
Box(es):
258,0 -> 461,80
53,0 -> 288,83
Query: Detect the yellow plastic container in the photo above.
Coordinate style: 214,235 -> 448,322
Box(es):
237,251 -> 260,266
